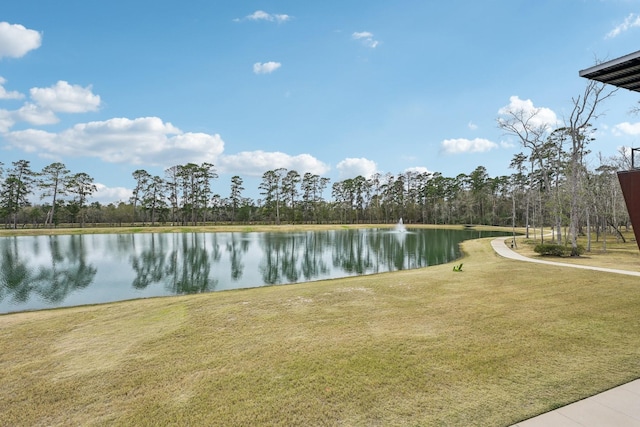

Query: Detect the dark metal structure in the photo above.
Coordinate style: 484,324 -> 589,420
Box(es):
579,50 -> 640,93
580,55 -> 640,248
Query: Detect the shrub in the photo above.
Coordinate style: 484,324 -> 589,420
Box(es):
534,243 -> 585,257
534,243 -> 565,256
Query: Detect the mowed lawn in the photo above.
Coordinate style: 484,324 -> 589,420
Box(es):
1,232 -> 640,426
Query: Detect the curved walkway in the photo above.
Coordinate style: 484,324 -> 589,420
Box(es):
491,238 -> 640,426
491,238 -> 640,277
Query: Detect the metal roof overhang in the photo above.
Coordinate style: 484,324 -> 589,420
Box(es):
579,50 -> 640,93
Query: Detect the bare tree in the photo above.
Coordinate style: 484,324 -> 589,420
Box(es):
564,80 -> 616,255
498,101 -> 556,240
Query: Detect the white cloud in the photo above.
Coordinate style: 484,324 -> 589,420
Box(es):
352,31 -> 374,39
0,22 -> 42,59
253,61 -> 281,74
272,14 -> 291,23
606,13 -> 640,39
4,115 -> 333,181
30,81 -> 101,113
3,128 -> 53,153
0,80 -> 101,131
0,77 -> 24,99
219,151 -> 329,176
16,103 -> 59,125
248,10 -> 271,21
4,116 -> 225,166
497,95 -> 559,130
94,183 -> 132,204
0,103 -> 59,132
613,121 -> 640,136
0,109 -> 15,132
441,138 -> 498,154
238,10 -> 292,23
336,157 -> 377,179
468,121 -> 478,131
352,31 -> 379,48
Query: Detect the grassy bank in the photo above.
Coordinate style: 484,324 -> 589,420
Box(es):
0,222 -> 492,237
0,223 -> 358,236
1,229 -> 639,425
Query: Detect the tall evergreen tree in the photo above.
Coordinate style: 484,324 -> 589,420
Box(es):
259,168 -> 286,224
1,160 -> 35,228
39,162 -> 70,227
131,169 -> 151,224
65,172 -> 97,227
230,176 -> 244,222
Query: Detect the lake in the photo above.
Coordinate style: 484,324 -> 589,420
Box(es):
0,228 -> 510,313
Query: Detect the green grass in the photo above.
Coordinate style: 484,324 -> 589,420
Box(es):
1,228 -> 639,426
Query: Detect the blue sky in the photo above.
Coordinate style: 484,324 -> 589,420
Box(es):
2,0 -> 640,203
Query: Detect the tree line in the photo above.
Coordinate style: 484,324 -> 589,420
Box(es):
1,161 -> 97,229
0,80 -> 631,252
0,151 -> 630,241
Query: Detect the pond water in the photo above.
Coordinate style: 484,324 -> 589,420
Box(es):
0,228 -> 509,314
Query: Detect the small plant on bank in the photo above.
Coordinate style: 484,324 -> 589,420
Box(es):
453,263 -> 463,272
534,243 -> 585,257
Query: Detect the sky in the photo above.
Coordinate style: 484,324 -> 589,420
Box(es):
2,0 -> 640,203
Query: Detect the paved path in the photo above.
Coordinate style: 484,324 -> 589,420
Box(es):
512,379 -> 640,427
491,238 -> 640,277
490,238 -> 640,426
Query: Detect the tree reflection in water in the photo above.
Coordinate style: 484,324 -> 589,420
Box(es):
0,235 -> 96,306
129,233 -> 222,294
0,238 -> 34,304
300,231 -> 330,280
34,235 -> 96,303
164,233 -> 220,294
226,233 -> 248,281
130,233 -> 167,289
0,228 -> 510,313
259,232 -> 302,285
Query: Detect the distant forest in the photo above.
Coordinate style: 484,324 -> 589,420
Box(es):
0,142 -> 631,245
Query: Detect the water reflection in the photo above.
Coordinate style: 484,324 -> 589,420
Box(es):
129,233 -> 222,293
164,233 -> 220,294
0,228 -> 509,313
130,233 -> 167,290
226,233 -> 248,281
35,236 -> 97,303
0,235 -> 96,307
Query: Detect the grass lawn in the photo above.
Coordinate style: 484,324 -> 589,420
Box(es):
1,226 -> 639,426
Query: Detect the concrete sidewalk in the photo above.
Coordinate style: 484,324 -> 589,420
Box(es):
490,238 -> 640,277
490,238 -> 640,426
511,379 -> 640,427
